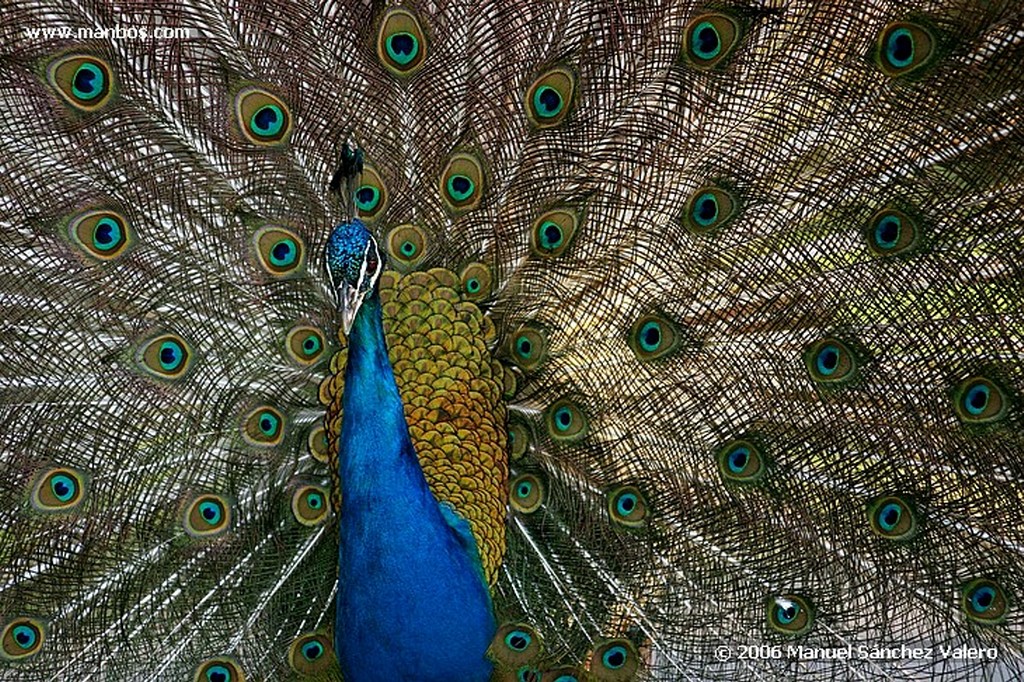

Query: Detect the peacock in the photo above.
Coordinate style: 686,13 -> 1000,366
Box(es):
1,0 -> 1023,679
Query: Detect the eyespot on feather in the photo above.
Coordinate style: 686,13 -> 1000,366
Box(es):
31,467 -> 87,512
137,333 -> 192,379
682,13 -> 742,69
194,657 -> 245,682
47,54 -> 114,111
1,618 -> 46,661
184,494 -> 231,538
767,594 -> 815,635
68,210 -> 131,260
234,87 -> 291,145
440,153 -> 485,212
254,226 -> 305,276
242,406 -> 285,446
377,9 -> 428,75
510,473 -> 544,513
288,632 -> 335,674
525,67 -> 576,128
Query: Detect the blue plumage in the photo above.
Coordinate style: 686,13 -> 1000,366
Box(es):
327,222 -> 495,680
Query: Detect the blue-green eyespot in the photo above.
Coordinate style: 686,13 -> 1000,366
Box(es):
1,618 -> 45,660
184,494 -> 231,538
377,9 -> 427,75
235,87 -> 291,145
48,55 -> 114,110
877,22 -> 936,77
682,13 -> 742,69
961,579 -> 1008,624
525,67 -> 575,128
767,594 -> 814,635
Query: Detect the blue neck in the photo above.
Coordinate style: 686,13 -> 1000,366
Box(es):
334,291 -> 494,681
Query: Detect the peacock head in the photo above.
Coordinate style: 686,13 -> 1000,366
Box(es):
325,219 -> 383,335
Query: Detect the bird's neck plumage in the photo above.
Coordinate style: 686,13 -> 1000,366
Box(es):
334,289 -> 495,681
340,292 -> 411,463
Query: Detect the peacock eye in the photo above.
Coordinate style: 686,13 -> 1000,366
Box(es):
505,629 -> 532,651
682,13 -> 742,69
72,62 -> 105,99
251,104 -> 284,137
48,55 -> 115,110
138,334 -> 192,379
255,227 -> 305,276
68,210 -> 131,260
32,467 -> 87,511
440,152 -> 485,212
199,501 -> 222,524
877,22 -> 936,77
291,485 -> 330,526
546,398 -> 588,441
387,224 -> 428,269
684,186 -> 739,234
805,338 -> 858,384
235,87 -> 291,145
302,641 -> 323,660
194,658 -> 244,682
92,217 -> 122,250
531,208 -> 580,258
447,175 -> 474,201
608,486 -> 648,527
509,474 -> 544,513
286,326 -> 327,365
50,475 -> 76,501
387,33 -> 418,65
866,208 -> 919,256
288,633 -> 333,673
525,67 -> 575,127
867,495 -> 917,540
541,220 -> 563,248
961,579 -> 1008,624
767,594 -> 814,635
206,665 -> 230,682
353,166 -> 388,220
1,618 -> 45,660
591,639 -> 639,676
159,341 -> 184,371
458,262 -> 492,301
377,9 -> 427,75
508,326 -> 547,371
517,336 -> 531,355
629,313 -> 681,361
270,239 -> 297,267
487,622 -> 541,668
602,645 -> 628,668
534,86 -> 563,117
185,495 -> 231,537
243,406 -> 285,446
355,185 -> 379,211
953,376 -> 1007,424
716,439 -> 765,483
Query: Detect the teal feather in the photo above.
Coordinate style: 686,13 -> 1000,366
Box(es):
1,0 -> 1023,680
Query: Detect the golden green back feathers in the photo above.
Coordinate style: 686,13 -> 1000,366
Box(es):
320,268 -> 510,584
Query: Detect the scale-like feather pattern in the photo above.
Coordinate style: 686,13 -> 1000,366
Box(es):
320,268 -> 509,585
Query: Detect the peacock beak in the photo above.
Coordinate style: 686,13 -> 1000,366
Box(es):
338,280 -> 364,336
